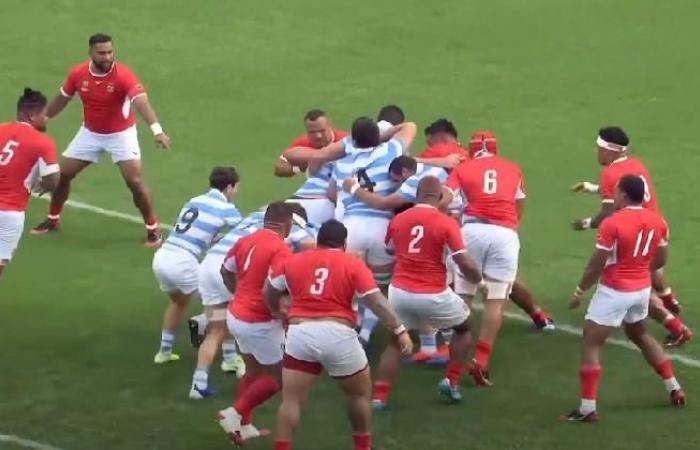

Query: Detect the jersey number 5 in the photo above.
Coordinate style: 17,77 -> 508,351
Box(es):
310,267 -> 329,295
483,170 -> 497,194
0,140 -> 19,166
175,207 -> 199,233
408,225 -> 424,254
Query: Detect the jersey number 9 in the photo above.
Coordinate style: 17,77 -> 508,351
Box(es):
175,207 -> 199,233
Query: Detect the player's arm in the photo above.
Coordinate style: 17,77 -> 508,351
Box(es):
46,94 -> 71,119
34,142 -> 61,195
37,172 -> 60,196
446,221 -> 486,288
382,121 -> 417,147
516,198 -> 526,221
573,202 -> 614,231
343,177 -> 406,210
361,290 -> 413,354
274,156 -> 302,177
220,253 -> 238,293
416,154 -> 466,170
131,94 -> 171,150
569,248 -> 609,309
263,277 -> 287,317
283,140 -> 345,166
651,245 -> 668,271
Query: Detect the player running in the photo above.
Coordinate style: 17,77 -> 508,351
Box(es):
264,220 -> 413,450
152,167 -> 241,364
188,203 -> 316,398
31,33 -> 170,246
571,127 -> 691,346
274,110 -> 348,226
217,202 -> 293,445
564,175 -> 686,422
0,88 -> 59,279
373,177 -> 484,407
442,130 -> 527,387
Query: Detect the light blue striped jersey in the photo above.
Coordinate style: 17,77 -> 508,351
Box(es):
397,164 -> 448,203
164,189 -> 242,259
293,163 -> 334,198
207,209 -> 318,256
332,137 -> 405,219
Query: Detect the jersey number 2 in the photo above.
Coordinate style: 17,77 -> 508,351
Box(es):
408,225 -> 424,254
310,267 -> 329,295
633,229 -> 655,257
0,140 -> 18,166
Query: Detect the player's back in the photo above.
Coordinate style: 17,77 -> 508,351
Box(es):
164,190 -> 241,259
228,229 -> 291,322
447,154 -> 524,230
334,137 -> 404,219
388,205 -> 460,293
598,207 -> 668,292
282,248 -> 377,324
0,122 -> 56,211
601,156 -> 658,211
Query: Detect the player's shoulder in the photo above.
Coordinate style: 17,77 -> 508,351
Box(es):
333,129 -> 349,140
68,60 -> 90,75
289,134 -> 310,147
114,61 -> 138,75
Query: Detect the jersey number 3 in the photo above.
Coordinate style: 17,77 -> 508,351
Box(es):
0,140 -> 19,166
310,267 -> 329,295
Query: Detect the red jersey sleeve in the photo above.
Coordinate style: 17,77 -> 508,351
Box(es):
659,218 -> 670,247
119,65 -> 146,99
270,245 -> 292,275
445,166 -> 463,192
515,170 -> 526,199
38,137 -> 59,175
596,218 -> 617,251
286,135 -> 308,151
61,67 -> 80,97
444,218 -> 466,254
599,169 -> 616,203
353,259 -> 380,297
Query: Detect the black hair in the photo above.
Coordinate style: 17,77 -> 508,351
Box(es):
599,126 -> 629,147
618,174 -> 645,204
351,117 -> 380,149
388,155 -> 417,176
264,201 -> 293,225
89,33 -> 113,47
286,202 -> 308,223
17,88 -> 47,112
304,109 -> 326,122
377,105 -> 405,125
424,118 -> 458,138
393,202 -> 415,215
317,219 -> 347,249
209,167 -> 239,191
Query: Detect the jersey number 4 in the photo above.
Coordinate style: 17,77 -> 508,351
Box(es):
310,267 -> 329,295
175,207 -> 199,233
0,140 -> 19,166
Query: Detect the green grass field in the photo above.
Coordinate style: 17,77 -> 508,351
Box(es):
2,0 -> 700,449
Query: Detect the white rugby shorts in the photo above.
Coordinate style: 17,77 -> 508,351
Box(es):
285,321 -> 368,378
63,125 -> 140,164
227,312 -> 284,365
0,210 -> 25,263
152,245 -> 199,295
342,215 -> 394,268
388,284 -> 469,330
198,252 -> 230,306
285,198 -> 334,228
585,284 -> 651,327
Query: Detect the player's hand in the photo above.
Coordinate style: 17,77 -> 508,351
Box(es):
342,176 -> 359,194
572,218 -> 592,231
443,153 -> 467,169
570,181 -> 599,193
396,331 -> 413,355
569,287 -> 585,309
155,133 -> 171,150
477,280 -> 489,299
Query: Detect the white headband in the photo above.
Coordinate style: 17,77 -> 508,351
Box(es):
596,136 -> 627,152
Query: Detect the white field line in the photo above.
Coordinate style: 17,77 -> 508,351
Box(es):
0,434 -> 68,450
33,195 -> 700,370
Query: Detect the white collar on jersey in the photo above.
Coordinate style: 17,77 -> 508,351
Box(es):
609,156 -> 629,165
89,61 -> 115,77
624,205 -> 644,210
415,203 -> 437,209
207,188 -> 228,202
16,121 -> 33,127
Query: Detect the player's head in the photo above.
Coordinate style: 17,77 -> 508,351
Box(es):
425,119 -> 458,146
303,109 -> 333,149
317,219 -> 347,250
596,126 -> 629,166
88,33 -> 114,73
17,88 -> 49,131
615,174 -> 645,209
264,201 -> 293,238
468,130 -> 498,158
285,202 -> 309,229
209,166 -> 239,199
377,105 -> 405,126
416,176 -> 443,206
351,117 -> 381,149
388,155 -> 418,183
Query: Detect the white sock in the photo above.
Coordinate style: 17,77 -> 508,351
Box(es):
419,333 -> 437,353
664,377 -> 681,393
579,398 -> 596,414
222,338 -> 238,362
159,330 -> 175,354
440,330 -> 454,345
359,309 -> 379,342
192,367 -> 208,389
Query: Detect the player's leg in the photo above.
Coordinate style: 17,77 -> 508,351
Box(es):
509,280 -> 555,331
411,324 -> 439,363
360,217 -> 394,345
648,293 -> 692,347
154,290 -> 192,363
373,330 -> 414,410
274,367 -> 317,450
0,210 -> 25,280
652,268 -> 682,314
31,157 -> 92,234
433,290 -> 472,401
337,367 -> 374,450
189,306 -> 228,399
117,159 -> 160,246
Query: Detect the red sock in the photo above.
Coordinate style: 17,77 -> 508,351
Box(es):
474,340 -> 492,368
531,310 -> 547,323
274,440 -> 292,450
446,360 -> 465,387
145,215 -> 159,230
236,374 -> 255,424
234,375 -> 280,422
372,380 -> 392,403
48,203 -> 63,220
654,358 -> 675,380
580,364 -> 602,400
353,433 -> 371,450
664,316 -> 685,336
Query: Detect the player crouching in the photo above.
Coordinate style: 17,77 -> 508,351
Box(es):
564,175 -> 685,422
263,220 -> 412,450
373,177 -> 485,407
